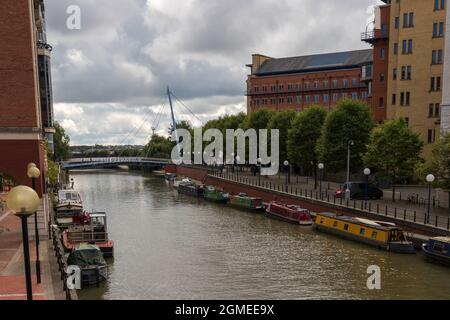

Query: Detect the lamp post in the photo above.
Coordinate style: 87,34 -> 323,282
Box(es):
257,158 -> 262,186
318,163 -> 324,199
364,168 -> 371,209
6,186 -> 40,300
345,141 -> 354,200
70,178 -> 74,189
27,164 -> 41,284
284,160 -> 290,192
236,156 -> 240,179
426,174 -> 435,224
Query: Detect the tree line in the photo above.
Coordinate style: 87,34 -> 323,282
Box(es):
144,99 -> 449,192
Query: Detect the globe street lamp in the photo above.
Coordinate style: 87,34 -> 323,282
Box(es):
426,174 -> 435,224
364,168 -> 371,208
27,164 -> 41,284
6,186 -> 40,300
284,160 -> 290,192
318,163 -> 324,199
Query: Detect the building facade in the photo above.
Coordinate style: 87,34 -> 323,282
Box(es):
369,0 -> 448,155
441,0 -> 450,135
0,0 -> 54,195
246,50 -> 375,118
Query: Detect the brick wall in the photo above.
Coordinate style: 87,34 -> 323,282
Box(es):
0,0 -> 40,128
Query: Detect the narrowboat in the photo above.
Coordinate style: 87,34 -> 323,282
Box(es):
67,244 -> 108,288
203,186 -> 230,203
422,237 -> 450,267
62,212 -> 114,258
173,178 -> 192,189
313,212 -> 415,254
229,193 -> 264,212
265,202 -> 312,225
177,181 -> 204,197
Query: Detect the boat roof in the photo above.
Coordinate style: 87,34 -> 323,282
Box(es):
90,212 -> 106,218
432,237 -> 450,244
317,212 -> 400,231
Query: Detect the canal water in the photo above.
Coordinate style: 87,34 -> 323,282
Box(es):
72,171 -> 450,300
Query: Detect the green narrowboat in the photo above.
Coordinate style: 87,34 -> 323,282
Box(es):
229,193 -> 264,212
203,186 -> 230,203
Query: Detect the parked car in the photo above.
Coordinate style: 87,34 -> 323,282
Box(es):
335,182 -> 383,200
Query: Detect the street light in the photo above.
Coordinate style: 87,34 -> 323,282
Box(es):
426,174 -> 435,224
70,178 -> 74,189
364,168 -> 371,208
27,164 -> 42,284
236,156 -> 240,179
6,186 -> 40,301
318,163 -> 324,199
257,158 -> 262,186
345,141 -> 354,200
284,160 -> 290,192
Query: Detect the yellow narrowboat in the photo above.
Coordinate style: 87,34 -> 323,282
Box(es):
313,212 -> 415,254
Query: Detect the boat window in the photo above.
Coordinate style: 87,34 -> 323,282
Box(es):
320,218 -> 325,224
360,228 -> 366,236
344,224 -> 349,231
433,243 -> 445,253
333,221 -> 338,228
371,231 -> 378,239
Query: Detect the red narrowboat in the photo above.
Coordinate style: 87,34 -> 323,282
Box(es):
265,202 -> 313,226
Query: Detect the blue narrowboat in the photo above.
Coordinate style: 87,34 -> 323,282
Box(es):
422,237 -> 450,267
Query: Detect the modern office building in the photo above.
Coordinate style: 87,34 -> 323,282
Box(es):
246,49 -> 375,118
0,0 -> 54,195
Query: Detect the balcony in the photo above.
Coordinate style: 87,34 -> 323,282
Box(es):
361,30 -> 388,44
37,41 -> 53,51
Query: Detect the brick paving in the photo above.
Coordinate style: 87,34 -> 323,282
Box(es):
0,209 -> 65,300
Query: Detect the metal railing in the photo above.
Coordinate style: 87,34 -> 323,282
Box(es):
211,171 -> 450,232
67,231 -> 109,244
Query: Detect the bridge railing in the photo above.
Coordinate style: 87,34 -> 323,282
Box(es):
65,157 -> 171,164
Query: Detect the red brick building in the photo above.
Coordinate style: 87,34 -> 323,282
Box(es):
246,49 -> 379,120
0,0 -> 54,196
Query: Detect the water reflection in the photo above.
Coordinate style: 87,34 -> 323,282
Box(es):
73,171 -> 450,300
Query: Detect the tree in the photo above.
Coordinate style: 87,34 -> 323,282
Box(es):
53,122 -> 71,161
431,133 -> 450,211
317,99 -> 374,173
288,107 -> 327,183
241,109 -> 275,131
142,134 -> 174,159
268,110 -> 296,164
363,118 -> 423,201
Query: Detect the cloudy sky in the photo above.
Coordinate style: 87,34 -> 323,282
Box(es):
46,0 -> 382,145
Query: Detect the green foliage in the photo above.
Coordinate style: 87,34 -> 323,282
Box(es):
364,118 -> 423,183
317,99 -> 374,172
53,122 -> 72,161
288,107 -> 327,173
241,109 -> 275,131
268,110 -> 296,163
430,132 -> 450,190
46,159 -> 59,186
142,134 -> 174,159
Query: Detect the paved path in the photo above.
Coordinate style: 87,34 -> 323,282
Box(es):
0,210 -> 65,300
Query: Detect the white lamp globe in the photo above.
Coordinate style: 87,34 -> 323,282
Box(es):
364,168 -> 371,176
426,174 -> 435,183
27,166 -> 41,179
318,163 -> 324,170
284,160 -> 289,166
6,186 -> 40,217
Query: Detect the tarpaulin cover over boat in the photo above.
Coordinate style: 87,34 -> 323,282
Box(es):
67,244 -> 106,267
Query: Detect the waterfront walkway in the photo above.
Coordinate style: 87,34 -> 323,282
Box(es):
207,168 -> 450,233
0,207 -> 65,300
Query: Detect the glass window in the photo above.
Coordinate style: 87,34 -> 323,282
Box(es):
360,228 -> 366,236
372,231 -> 378,239
344,224 -> 349,231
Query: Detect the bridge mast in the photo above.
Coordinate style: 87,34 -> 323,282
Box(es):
167,86 -> 181,157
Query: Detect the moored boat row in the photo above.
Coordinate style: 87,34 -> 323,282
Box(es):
53,184 -> 114,288
168,174 -> 450,266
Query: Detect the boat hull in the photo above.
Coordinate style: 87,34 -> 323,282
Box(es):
423,245 -> 450,267
80,265 -> 108,287
313,224 -> 415,253
265,210 -> 312,225
177,185 -> 204,197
